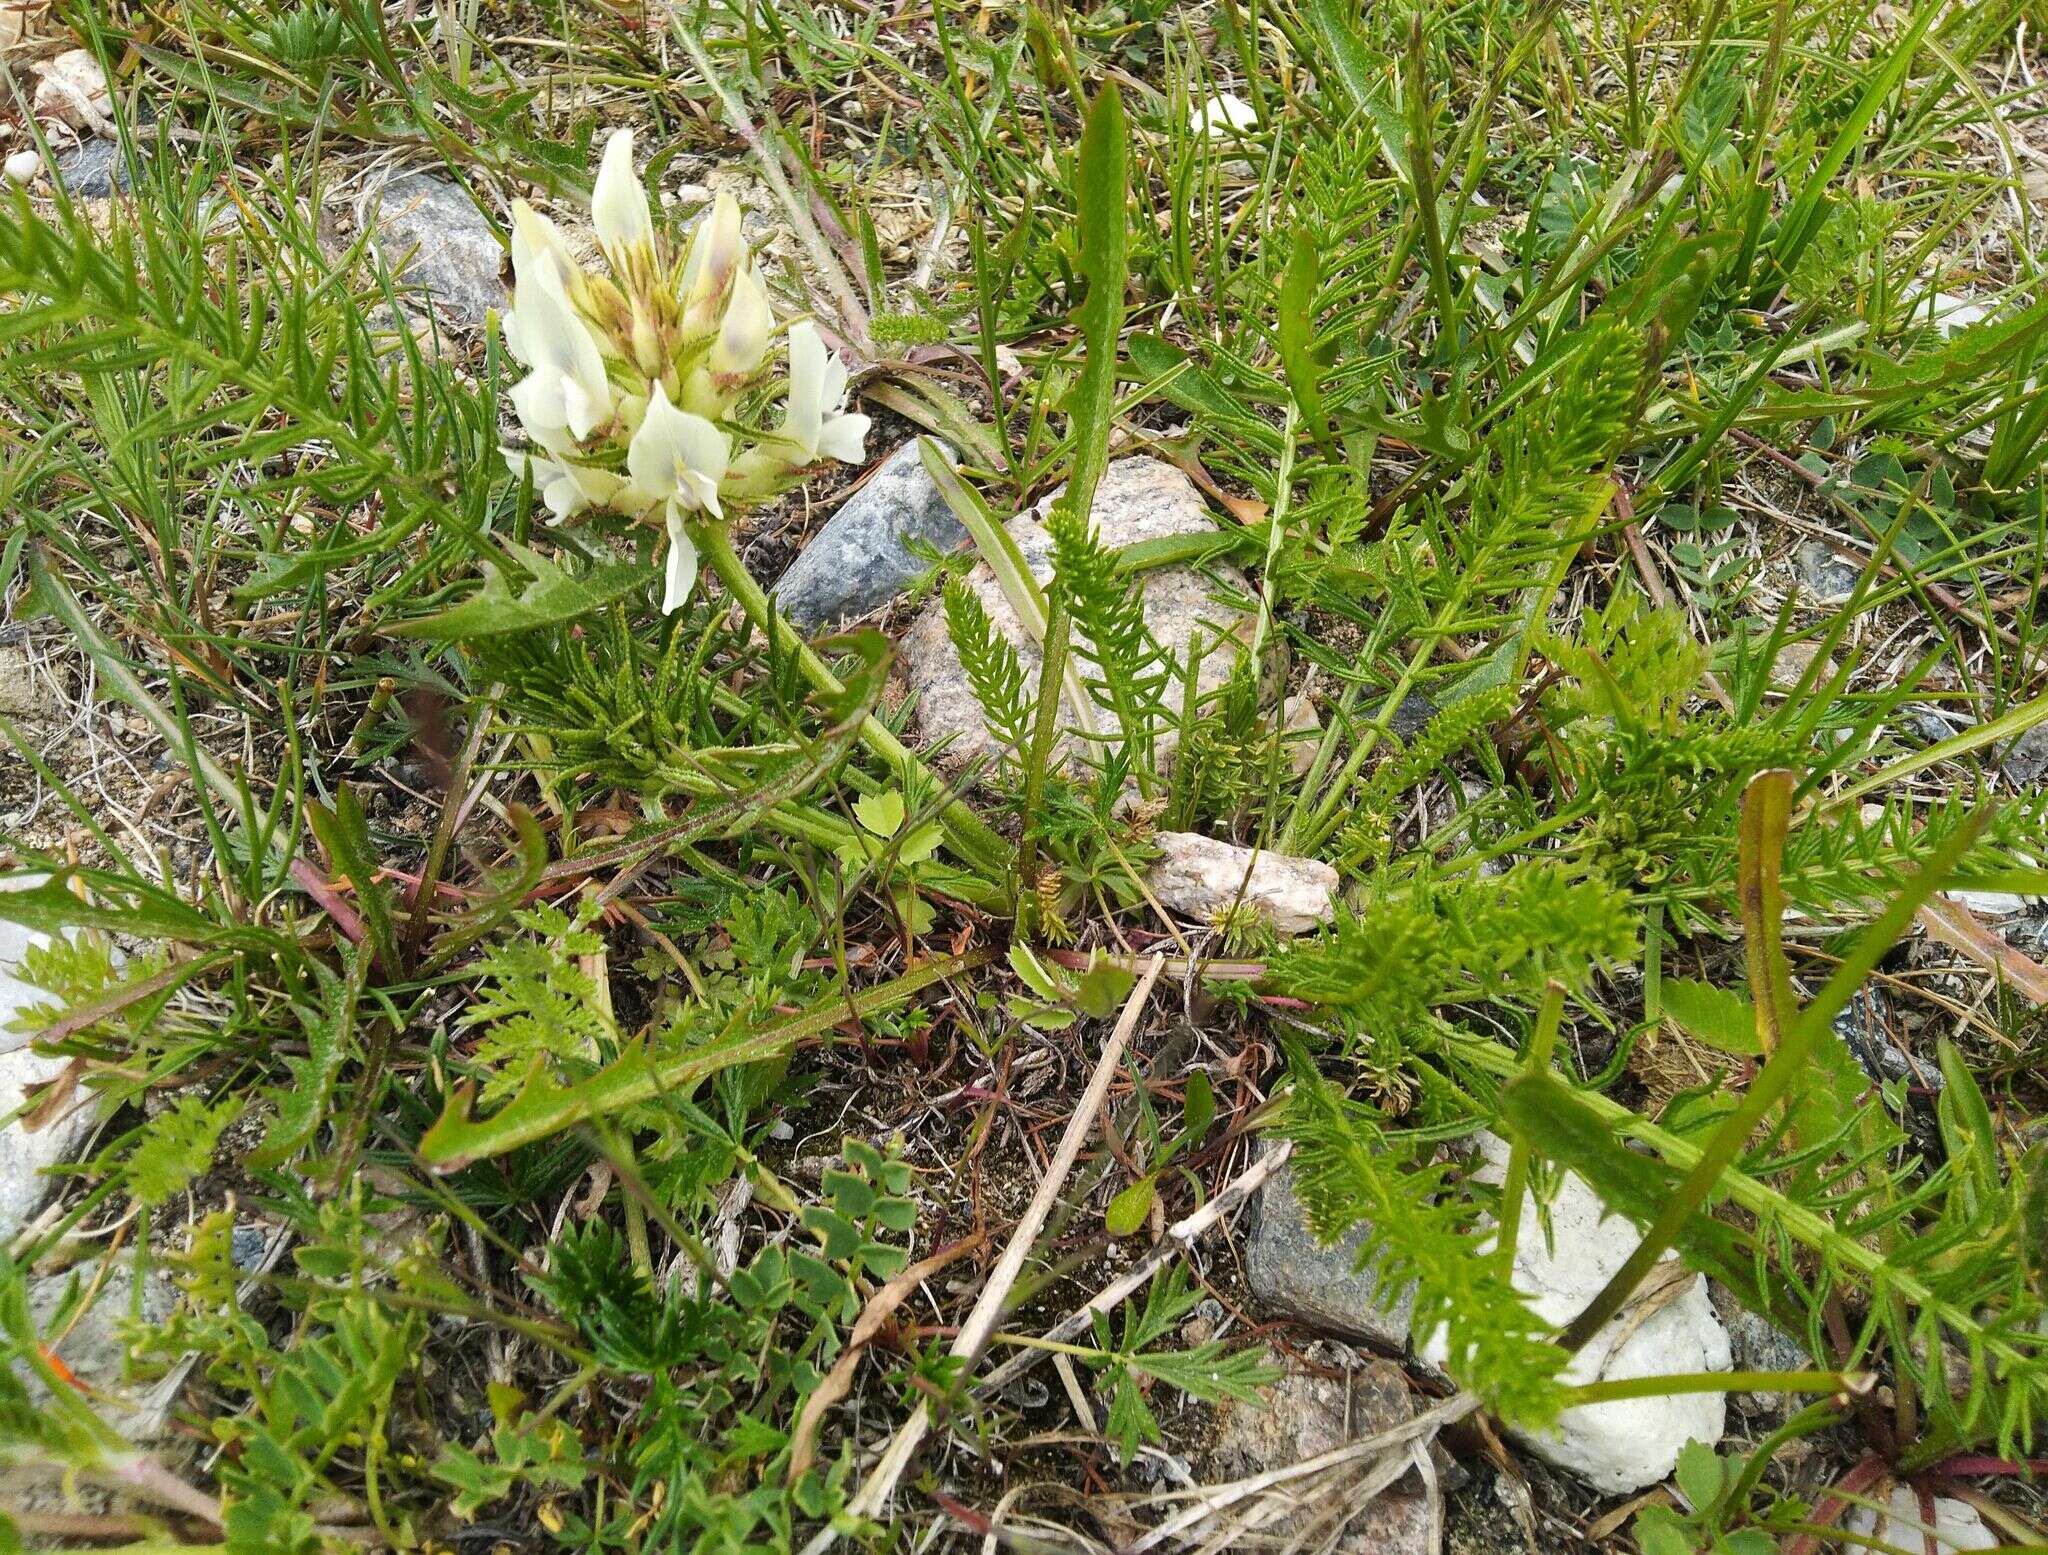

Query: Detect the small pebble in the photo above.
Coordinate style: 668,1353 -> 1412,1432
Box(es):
231,1223 -> 270,1272
3,149 -> 40,184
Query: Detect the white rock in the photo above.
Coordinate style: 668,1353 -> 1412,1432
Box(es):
1193,91 -> 1259,135
3,148 -> 41,185
1422,1134 -> 1730,1494
1,879 -> 97,1243
1147,831 -> 1336,936
32,49 -> 112,133
1278,693 -> 1321,779
1915,291 -> 1992,337
900,458 -> 1253,780
1843,1487 -> 1996,1552
1942,889 -> 2031,918
1769,639 -> 1839,690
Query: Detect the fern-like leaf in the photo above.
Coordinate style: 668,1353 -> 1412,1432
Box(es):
1281,1052 -> 1568,1427
942,578 -> 1031,760
126,1092 -> 241,1209
1046,504 -> 1164,762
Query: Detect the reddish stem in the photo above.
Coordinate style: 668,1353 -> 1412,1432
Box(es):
1783,1453 -> 1893,1555
1932,1455 -> 2048,1477
289,857 -> 365,945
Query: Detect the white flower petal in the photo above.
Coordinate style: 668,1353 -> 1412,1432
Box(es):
593,128 -> 653,266
662,511 -> 699,614
510,202 -> 578,295
508,265 -> 612,441
680,192 -> 745,329
817,349 -> 850,415
502,306 -> 530,366
815,412 -> 870,465
627,381 -> 730,510
541,467 -> 591,519
779,320 -> 829,460
501,444 -> 621,519
681,468 -> 724,521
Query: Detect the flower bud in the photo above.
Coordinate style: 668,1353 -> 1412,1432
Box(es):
679,192 -> 745,333
710,265 -> 775,387
592,129 -> 654,275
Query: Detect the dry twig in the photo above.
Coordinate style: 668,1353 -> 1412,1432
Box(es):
802,955 -> 1166,1551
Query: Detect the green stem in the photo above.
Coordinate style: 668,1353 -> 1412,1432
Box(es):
1562,1370 -> 1865,1407
690,520 -> 1008,881
1556,805 -> 1982,1354
1496,980 -> 1565,1276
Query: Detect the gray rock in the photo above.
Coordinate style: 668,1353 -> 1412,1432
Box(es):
1246,1159 -> 1414,1349
2001,719 -> 2048,789
899,458 -> 1253,778
23,1260 -> 177,1436
1,893 -> 98,1243
231,1223 -> 270,1272
1903,703 -> 1962,747
1833,985 -> 1943,1159
1148,831 -> 1337,936
1377,692 -> 1440,743
1205,1346 -> 1435,1555
771,440 -> 966,630
53,138 -> 138,196
1794,539 -> 1862,603
2006,911 -> 2048,961
1832,985 -> 1918,1087
364,172 -> 504,329
1709,1284 -> 1811,1417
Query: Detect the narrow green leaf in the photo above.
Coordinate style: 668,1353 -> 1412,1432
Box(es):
2021,1146 -> 2048,1290
1278,231 -> 1335,453
1126,335 -> 1270,433
419,951 -> 989,1169
1058,82 -> 1128,532
1496,1071 -> 1783,1324
1183,1069 -> 1215,1143
305,787 -> 401,977
1556,800 -> 1988,1351
1305,0 -> 1409,180
0,874 -> 217,941
1760,4 -> 1940,292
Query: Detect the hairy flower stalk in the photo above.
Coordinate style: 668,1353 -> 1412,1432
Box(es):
502,130 -> 1004,876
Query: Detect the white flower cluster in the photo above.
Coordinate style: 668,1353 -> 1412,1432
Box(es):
502,129 -> 870,611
